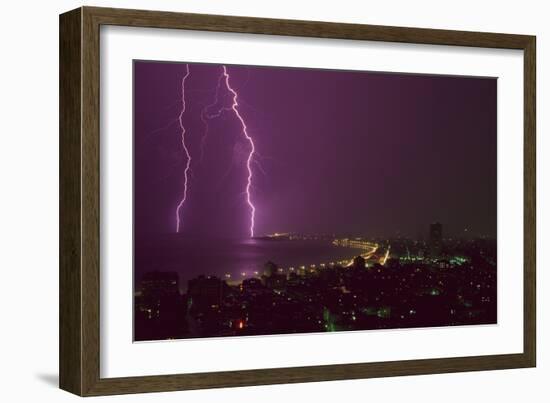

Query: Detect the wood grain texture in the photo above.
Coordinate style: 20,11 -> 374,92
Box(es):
59,7 -> 82,396
59,6 -> 537,396
86,6 -> 532,49
80,6 -> 102,396
523,38 -> 536,367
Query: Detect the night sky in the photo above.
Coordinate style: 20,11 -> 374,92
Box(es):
134,61 -> 497,240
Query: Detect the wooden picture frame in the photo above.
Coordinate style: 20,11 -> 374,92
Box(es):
59,6 -> 536,396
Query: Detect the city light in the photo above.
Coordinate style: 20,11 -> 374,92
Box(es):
381,246 -> 391,265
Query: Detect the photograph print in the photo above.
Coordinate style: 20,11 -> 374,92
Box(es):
133,61 -> 497,341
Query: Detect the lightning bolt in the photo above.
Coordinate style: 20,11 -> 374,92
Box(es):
200,72 -> 229,162
174,64 -> 257,237
175,64 -> 192,233
222,65 -> 256,238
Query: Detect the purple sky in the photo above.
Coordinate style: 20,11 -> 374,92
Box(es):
134,61 -> 496,239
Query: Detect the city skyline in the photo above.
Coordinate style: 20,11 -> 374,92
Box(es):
135,220 -> 497,340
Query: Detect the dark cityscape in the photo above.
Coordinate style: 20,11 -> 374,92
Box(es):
135,223 -> 497,341
133,61 -> 497,341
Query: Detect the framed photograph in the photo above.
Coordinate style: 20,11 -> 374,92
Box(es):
59,6 -> 536,396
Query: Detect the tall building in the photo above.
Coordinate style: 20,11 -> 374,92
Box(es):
429,222 -> 443,257
263,261 -> 278,277
352,255 -> 366,269
187,275 -> 225,308
135,271 -> 184,340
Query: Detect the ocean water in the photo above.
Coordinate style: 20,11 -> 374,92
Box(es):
134,237 -> 364,292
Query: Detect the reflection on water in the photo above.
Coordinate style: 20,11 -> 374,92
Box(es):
135,237 -> 363,292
